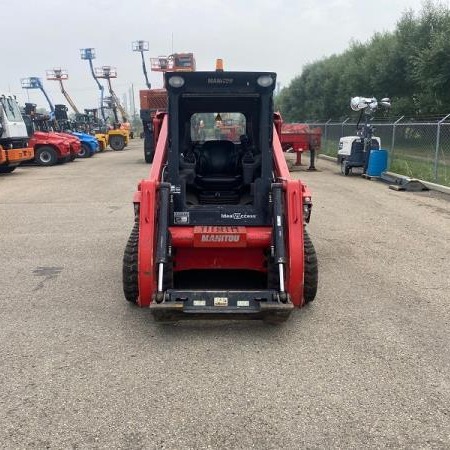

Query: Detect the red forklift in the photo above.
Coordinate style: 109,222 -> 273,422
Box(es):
22,102 -> 78,164
21,77 -> 78,165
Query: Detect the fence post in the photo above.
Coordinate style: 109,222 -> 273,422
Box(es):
391,115 -> 404,154
341,117 -> 349,137
389,115 -> 404,170
434,113 -> 450,182
324,119 -> 331,144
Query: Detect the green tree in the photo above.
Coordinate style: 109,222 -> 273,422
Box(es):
277,1 -> 450,120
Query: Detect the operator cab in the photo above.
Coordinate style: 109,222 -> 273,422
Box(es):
0,95 -> 29,147
165,71 -> 276,226
181,111 -> 258,206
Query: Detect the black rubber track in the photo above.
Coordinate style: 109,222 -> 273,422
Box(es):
144,134 -> 154,163
122,220 -> 174,304
144,151 -> 154,164
303,229 -> 318,303
122,221 -> 139,303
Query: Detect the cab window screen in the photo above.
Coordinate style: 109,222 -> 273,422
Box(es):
191,113 -> 245,143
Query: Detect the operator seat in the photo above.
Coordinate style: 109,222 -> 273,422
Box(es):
196,140 -> 241,182
194,140 -> 243,200
197,140 -> 238,175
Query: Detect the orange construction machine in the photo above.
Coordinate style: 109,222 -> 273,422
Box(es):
132,42 -> 196,163
0,94 -> 34,173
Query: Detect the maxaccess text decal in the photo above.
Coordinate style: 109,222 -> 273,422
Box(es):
220,213 -> 257,220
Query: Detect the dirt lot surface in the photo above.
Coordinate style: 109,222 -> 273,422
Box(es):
1,142 -> 449,449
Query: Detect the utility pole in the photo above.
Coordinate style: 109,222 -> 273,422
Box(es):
130,84 -> 136,117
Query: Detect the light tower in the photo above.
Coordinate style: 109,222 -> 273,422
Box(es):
132,40 -> 151,89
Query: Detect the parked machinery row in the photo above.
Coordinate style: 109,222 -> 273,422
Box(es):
1,93 -> 118,171
1,56 -> 135,173
1,44 -> 137,174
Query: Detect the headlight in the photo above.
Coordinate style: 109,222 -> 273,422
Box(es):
168,76 -> 185,88
257,75 -> 274,87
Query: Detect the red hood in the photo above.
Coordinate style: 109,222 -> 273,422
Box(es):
29,133 -> 71,156
31,131 -> 69,143
54,132 -> 81,145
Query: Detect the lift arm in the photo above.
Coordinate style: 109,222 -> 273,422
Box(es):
80,49 -> 107,122
57,79 -> 79,115
106,79 -> 128,123
40,86 -> 55,113
141,51 -> 151,89
21,77 -> 54,113
90,60 -> 106,122
87,59 -> 106,121
132,40 -> 151,89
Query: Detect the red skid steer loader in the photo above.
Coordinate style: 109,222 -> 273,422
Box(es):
123,68 -> 318,322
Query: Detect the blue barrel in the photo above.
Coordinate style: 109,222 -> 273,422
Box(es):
367,149 -> 388,176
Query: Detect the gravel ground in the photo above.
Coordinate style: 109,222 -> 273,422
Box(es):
1,143 -> 449,449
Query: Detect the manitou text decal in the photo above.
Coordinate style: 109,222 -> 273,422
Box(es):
200,234 -> 241,243
193,226 -> 247,247
207,77 -> 234,85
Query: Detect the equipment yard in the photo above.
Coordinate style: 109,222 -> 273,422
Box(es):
1,140 -> 449,448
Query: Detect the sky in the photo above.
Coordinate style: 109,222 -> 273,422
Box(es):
0,0 -> 434,113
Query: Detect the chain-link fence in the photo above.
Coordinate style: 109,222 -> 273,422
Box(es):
308,116 -> 450,186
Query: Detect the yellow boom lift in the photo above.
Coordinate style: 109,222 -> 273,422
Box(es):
80,48 -> 129,151
94,66 -> 132,150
